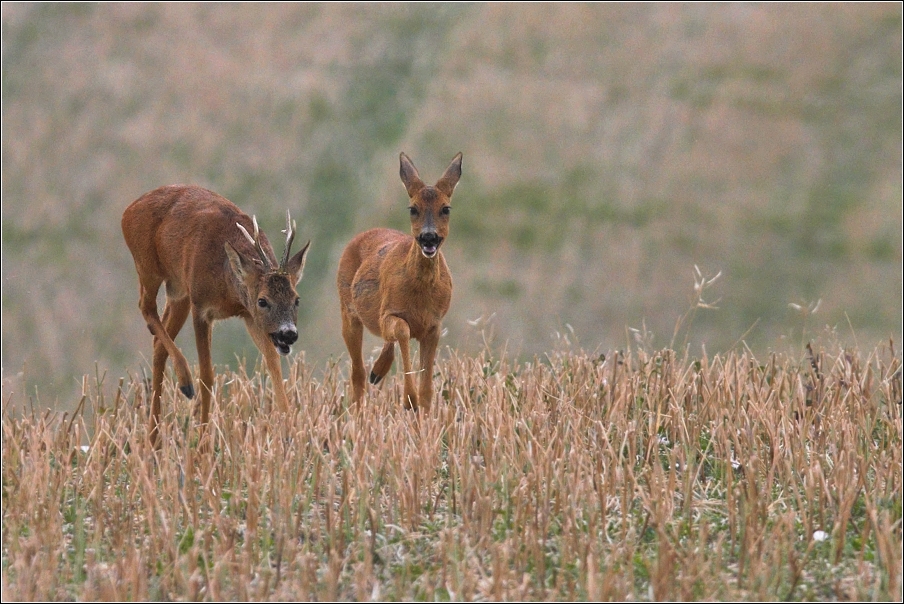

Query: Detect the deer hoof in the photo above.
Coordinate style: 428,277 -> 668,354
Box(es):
179,383 -> 196,399
369,371 -> 383,385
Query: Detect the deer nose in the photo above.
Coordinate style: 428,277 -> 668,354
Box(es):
270,325 -> 298,356
279,326 -> 298,345
417,231 -> 441,246
416,231 -> 443,259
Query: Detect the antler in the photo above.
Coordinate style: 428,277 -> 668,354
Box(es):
236,216 -> 272,270
280,209 -> 297,271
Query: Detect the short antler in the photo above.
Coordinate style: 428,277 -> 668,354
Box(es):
236,216 -> 272,270
280,209 -> 297,271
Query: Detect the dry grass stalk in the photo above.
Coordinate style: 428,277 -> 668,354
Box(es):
2,343 -> 901,600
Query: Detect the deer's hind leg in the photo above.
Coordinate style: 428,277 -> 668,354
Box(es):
140,278 -> 194,399
148,293 -> 191,448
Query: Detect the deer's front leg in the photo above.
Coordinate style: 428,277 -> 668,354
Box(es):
246,319 -> 291,413
193,312 -> 214,436
370,341 -> 395,385
382,315 -> 417,409
417,326 -> 441,412
341,311 -> 366,405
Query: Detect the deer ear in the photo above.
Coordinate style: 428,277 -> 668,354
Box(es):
399,152 -> 425,198
285,240 -> 310,283
225,242 -> 253,280
435,152 -> 462,197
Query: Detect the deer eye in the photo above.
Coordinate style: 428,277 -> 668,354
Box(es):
441,206 -> 451,216
257,298 -> 269,308
408,206 -> 419,217
294,297 -> 300,307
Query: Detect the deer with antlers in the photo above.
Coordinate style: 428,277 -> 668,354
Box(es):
337,152 -> 462,410
122,185 -> 310,447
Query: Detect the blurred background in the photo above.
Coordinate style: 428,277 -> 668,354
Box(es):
2,3 -> 902,407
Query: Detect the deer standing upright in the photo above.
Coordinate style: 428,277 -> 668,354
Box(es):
337,152 -> 462,410
122,185 -> 310,447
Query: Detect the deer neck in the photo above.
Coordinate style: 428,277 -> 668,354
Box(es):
404,239 -> 444,284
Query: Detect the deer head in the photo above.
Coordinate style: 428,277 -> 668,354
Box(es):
400,152 -> 462,259
225,211 -> 310,355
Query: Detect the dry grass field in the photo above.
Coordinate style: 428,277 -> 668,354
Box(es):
2,341 -> 901,600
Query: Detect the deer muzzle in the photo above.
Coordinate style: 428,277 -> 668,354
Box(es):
416,231 -> 443,259
270,325 -> 298,356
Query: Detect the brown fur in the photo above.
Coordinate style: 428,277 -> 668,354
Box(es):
122,185 -> 309,447
337,152 -> 462,410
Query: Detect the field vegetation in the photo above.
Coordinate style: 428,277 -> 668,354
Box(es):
2,340 -> 901,600
2,6 -> 901,598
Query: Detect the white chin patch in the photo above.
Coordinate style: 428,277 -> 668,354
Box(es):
276,343 -> 291,356
420,245 -> 438,258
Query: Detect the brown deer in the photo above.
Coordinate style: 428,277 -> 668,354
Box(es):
337,152 -> 462,410
122,185 -> 310,447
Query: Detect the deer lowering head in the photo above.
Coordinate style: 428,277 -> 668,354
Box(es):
337,152 -> 462,410
122,186 -> 310,448
228,211 -> 307,355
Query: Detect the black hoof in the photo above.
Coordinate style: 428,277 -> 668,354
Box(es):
369,371 -> 383,385
180,383 -> 195,399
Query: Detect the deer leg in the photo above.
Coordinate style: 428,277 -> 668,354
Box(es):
246,319 -> 291,413
417,327 -> 441,411
192,311 -> 214,438
341,312 -> 367,405
148,294 -> 190,449
370,342 -> 395,385
139,282 -> 194,399
382,315 -> 417,410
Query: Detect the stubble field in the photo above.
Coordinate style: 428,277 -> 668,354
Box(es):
2,342 -> 901,601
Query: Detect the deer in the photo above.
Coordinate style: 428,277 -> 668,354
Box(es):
337,152 -> 462,411
122,185 -> 310,448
